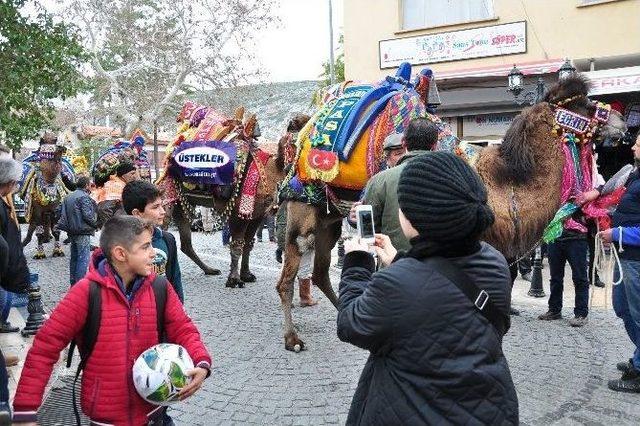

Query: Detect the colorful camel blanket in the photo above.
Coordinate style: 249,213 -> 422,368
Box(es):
237,149 -> 270,219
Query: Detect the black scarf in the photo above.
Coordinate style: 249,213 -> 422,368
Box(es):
397,235 -> 482,261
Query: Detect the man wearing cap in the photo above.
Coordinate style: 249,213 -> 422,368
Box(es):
97,161 -> 140,226
349,118 -> 438,252
382,133 -> 406,169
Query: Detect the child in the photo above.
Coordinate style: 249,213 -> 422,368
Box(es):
12,216 -> 211,425
122,180 -> 184,302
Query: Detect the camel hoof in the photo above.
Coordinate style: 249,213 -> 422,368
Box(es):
240,272 -> 256,282
33,252 -> 46,260
205,268 -> 221,276
52,249 -> 65,257
284,333 -> 305,352
225,277 -> 245,288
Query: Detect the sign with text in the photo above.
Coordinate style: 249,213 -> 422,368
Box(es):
174,141 -> 236,185
464,113 -> 517,137
379,21 -> 526,69
583,66 -> 640,96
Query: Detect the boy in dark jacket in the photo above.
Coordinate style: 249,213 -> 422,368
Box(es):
122,180 -> 184,302
57,176 -> 98,285
13,216 -> 210,425
338,152 -> 518,425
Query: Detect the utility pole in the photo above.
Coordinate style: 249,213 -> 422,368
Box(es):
153,120 -> 159,179
328,0 -> 336,85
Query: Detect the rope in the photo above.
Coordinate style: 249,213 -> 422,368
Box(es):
590,226 -> 624,310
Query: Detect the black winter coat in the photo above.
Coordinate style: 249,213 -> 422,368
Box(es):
57,189 -> 98,236
337,243 -> 519,425
0,198 -> 29,293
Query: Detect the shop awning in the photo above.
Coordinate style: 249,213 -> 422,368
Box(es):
583,66 -> 640,96
435,59 -> 565,81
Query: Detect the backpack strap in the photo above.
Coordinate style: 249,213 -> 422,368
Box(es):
429,257 -> 508,336
152,276 -> 168,343
72,281 -> 102,426
161,231 -> 177,284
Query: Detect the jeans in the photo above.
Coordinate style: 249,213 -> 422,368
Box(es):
0,289 -> 12,323
69,235 -> 91,286
613,259 -> 640,370
0,348 -> 7,403
547,238 -> 590,317
222,223 -> 231,246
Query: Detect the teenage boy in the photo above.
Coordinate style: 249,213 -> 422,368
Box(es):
122,180 -> 184,302
12,216 -> 210,425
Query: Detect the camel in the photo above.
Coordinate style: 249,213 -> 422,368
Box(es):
20,133 -> 75,258
276,72 -> 627,352
158,104 -> 304,288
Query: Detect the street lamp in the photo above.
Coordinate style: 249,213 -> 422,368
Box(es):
558,58 -> 577,80
507,63 -> 546,106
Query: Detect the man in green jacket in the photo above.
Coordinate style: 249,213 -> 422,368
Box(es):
351,118 -> 439,252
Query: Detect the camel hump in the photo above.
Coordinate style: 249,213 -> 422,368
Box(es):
234,107 -> 245,121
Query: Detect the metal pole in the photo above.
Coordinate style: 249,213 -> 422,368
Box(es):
153,120 -> 159,179
535,77 -> 545,103
328,0 -> 336,85
527,246 -> 546,297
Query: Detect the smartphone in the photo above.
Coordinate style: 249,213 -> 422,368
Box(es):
356,204 -> 375,244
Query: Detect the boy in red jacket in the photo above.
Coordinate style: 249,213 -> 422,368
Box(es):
13,216 -> 211,425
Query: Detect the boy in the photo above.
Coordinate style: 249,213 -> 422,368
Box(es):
12,216 -> 211,425
122,180 -> 184,302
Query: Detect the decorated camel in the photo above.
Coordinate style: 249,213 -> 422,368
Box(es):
275,63 -> 627,352
20,133 -> 76,258
156,103 -> 294,288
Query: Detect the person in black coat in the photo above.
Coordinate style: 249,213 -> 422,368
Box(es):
337,151 -> 519,425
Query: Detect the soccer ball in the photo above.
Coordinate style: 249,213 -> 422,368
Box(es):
132,343 -> 194,406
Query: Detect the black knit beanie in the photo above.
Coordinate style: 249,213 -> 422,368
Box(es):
397,151 -> 494,241
116,161 -> 136,177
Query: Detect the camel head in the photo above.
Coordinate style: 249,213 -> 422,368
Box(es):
276,114 -> 310,172
544,74 -> 627,144
37,132 -> 65,183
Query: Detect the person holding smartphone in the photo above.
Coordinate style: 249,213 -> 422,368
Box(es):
337,152 -> 518,425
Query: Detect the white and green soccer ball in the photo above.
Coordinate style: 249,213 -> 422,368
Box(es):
133,343 -> 194,406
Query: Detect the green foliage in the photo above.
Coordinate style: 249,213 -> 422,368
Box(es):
0,0 -> 86,150
313,34 -> 345,105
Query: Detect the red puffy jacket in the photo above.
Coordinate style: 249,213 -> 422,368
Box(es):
13,250 -> 211,425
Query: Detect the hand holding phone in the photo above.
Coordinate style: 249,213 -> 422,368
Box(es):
356,204 -> 375,244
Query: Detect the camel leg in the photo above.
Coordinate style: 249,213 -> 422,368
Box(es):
174,204 -> 221,276
33,225 -> 46,259
312,220 -> 342,309
226,219 -> 248,288
276,201 -> 318,352
240,218 -> 263,283
51,223 -> 64,257
22,222 -> 36,247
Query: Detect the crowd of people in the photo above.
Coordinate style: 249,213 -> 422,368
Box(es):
0,118 -> 639,424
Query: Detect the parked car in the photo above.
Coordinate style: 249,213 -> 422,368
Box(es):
13,194 -> 26,223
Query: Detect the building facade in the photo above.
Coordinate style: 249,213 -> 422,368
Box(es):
344,0 -> 640,161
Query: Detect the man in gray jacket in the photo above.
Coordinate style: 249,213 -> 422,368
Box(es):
57,176 -> 98,285
350,118 -> 439,252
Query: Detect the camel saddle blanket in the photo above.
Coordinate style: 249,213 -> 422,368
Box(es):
172,140 -> 237,186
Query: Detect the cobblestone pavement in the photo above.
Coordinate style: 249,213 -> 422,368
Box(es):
24,230 -> 640,425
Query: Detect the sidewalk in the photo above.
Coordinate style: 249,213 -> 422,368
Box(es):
0,308 -> 28,402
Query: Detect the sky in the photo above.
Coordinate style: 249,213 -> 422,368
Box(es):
256,0 -> 344,82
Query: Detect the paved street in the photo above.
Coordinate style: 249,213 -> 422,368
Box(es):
21,229 -> 640,425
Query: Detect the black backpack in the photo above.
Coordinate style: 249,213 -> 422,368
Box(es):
67,276 -> 168,425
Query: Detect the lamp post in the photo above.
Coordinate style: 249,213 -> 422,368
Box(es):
328,0 -> 336,85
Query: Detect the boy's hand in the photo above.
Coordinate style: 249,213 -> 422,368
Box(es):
178,367 -> 208,400
374,234 -> 397,267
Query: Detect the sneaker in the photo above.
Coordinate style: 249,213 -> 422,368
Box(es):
0,402 -> 11,426
521,272 -> 532,282
617,359 -> 633,373
569,316 -> 588,327
3,354 -> 18,367
538,311 -> 562,320
609,368 -> 640,393
510,307 -> 520,316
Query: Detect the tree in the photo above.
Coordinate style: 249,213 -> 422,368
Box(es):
313,34 -> 344,105
0,0 -> 86,150
67,0 -> 278,134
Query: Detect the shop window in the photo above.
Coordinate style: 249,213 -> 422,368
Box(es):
402,0 -> 494,30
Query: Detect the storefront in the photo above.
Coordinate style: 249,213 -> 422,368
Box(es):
583,66 -> 640,179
